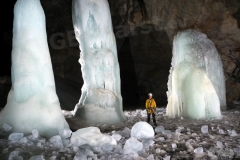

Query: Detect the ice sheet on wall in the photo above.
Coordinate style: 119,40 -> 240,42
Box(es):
0,0 -> 69,138
166,29 -> 226,119
72,0 -> 126,124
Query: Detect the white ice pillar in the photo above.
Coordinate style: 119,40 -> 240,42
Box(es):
0,0 -> 69,138
72,0 -> 126,124
166,29 -> 226,119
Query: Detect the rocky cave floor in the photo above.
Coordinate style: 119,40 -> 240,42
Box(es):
0,105 -> 239,160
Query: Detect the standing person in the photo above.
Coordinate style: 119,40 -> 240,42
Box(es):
145,93 -> 157,126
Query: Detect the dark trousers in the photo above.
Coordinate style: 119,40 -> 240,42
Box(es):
147,113 -> 156,124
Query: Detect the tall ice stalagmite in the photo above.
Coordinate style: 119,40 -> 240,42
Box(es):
72,0 -> 126,124
0,0 -> 69,138
166,29 -> 226,119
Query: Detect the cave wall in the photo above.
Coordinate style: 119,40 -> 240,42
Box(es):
40,0 -> 240,108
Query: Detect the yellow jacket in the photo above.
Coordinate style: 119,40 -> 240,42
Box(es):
145,98 -> 157,114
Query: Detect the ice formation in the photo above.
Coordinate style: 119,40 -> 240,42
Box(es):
131,121 -> 155,140
0,0 -> 69,138
201,125 -> 209,134
166,29 -> 226,119
123,137 -> 143,154
70,127 -> 117,147
72,0 -> 126,124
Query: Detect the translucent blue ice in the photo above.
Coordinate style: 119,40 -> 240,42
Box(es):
166,29 -> 225,119
72,0 -> 126,124
0,0 -> 69,138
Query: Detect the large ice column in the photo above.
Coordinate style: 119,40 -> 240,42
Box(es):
0,0 -> 69,138
166,29 -> 226,119
72,0 -> 126,124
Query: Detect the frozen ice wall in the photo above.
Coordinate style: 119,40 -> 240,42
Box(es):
72,0 -> 126,124
166,29 -> 226,119
0,0 -> 69,138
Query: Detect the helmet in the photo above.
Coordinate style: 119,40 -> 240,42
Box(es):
148,93 -> 152,96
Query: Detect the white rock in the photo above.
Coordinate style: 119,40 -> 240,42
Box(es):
112,133 -> 122,141
229,130 -> 238,137
155,126 -> 165,134
19,137 -> 28,144
70,127 -> 116,147
101,143 -> 114,152
121,127 -> 131,138
9,151 -> 19,159
234,148 -> 240,156
131,121 -> 154,140
37,142 -> 42,147
175,128 -> 182,133
209,134 -> 215,139
163,156 -> 171,160
207,151 -> 218,159
29,155 -> 45,160
62,139 -> 70,146
194,147 -> 203,154
218,129 -> 225,134
162,130 -> 172,138
49,135 -> 63,148
8,133 -> 24,142
138,150 -> 149,158
123,137 -> 143,154
142,138 -> 155,149
155,148 -> 161,153
172,143 -> 177,149
157,137 -> 165,141
146,154 -> 154,160
201,125 -> 208,134
113,144 -> 123,153
216,141 -> 223,148
2,123 -> 12,132
141,110 -> 148,117
59,128 -> 72,139
32,129 -> 39,139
